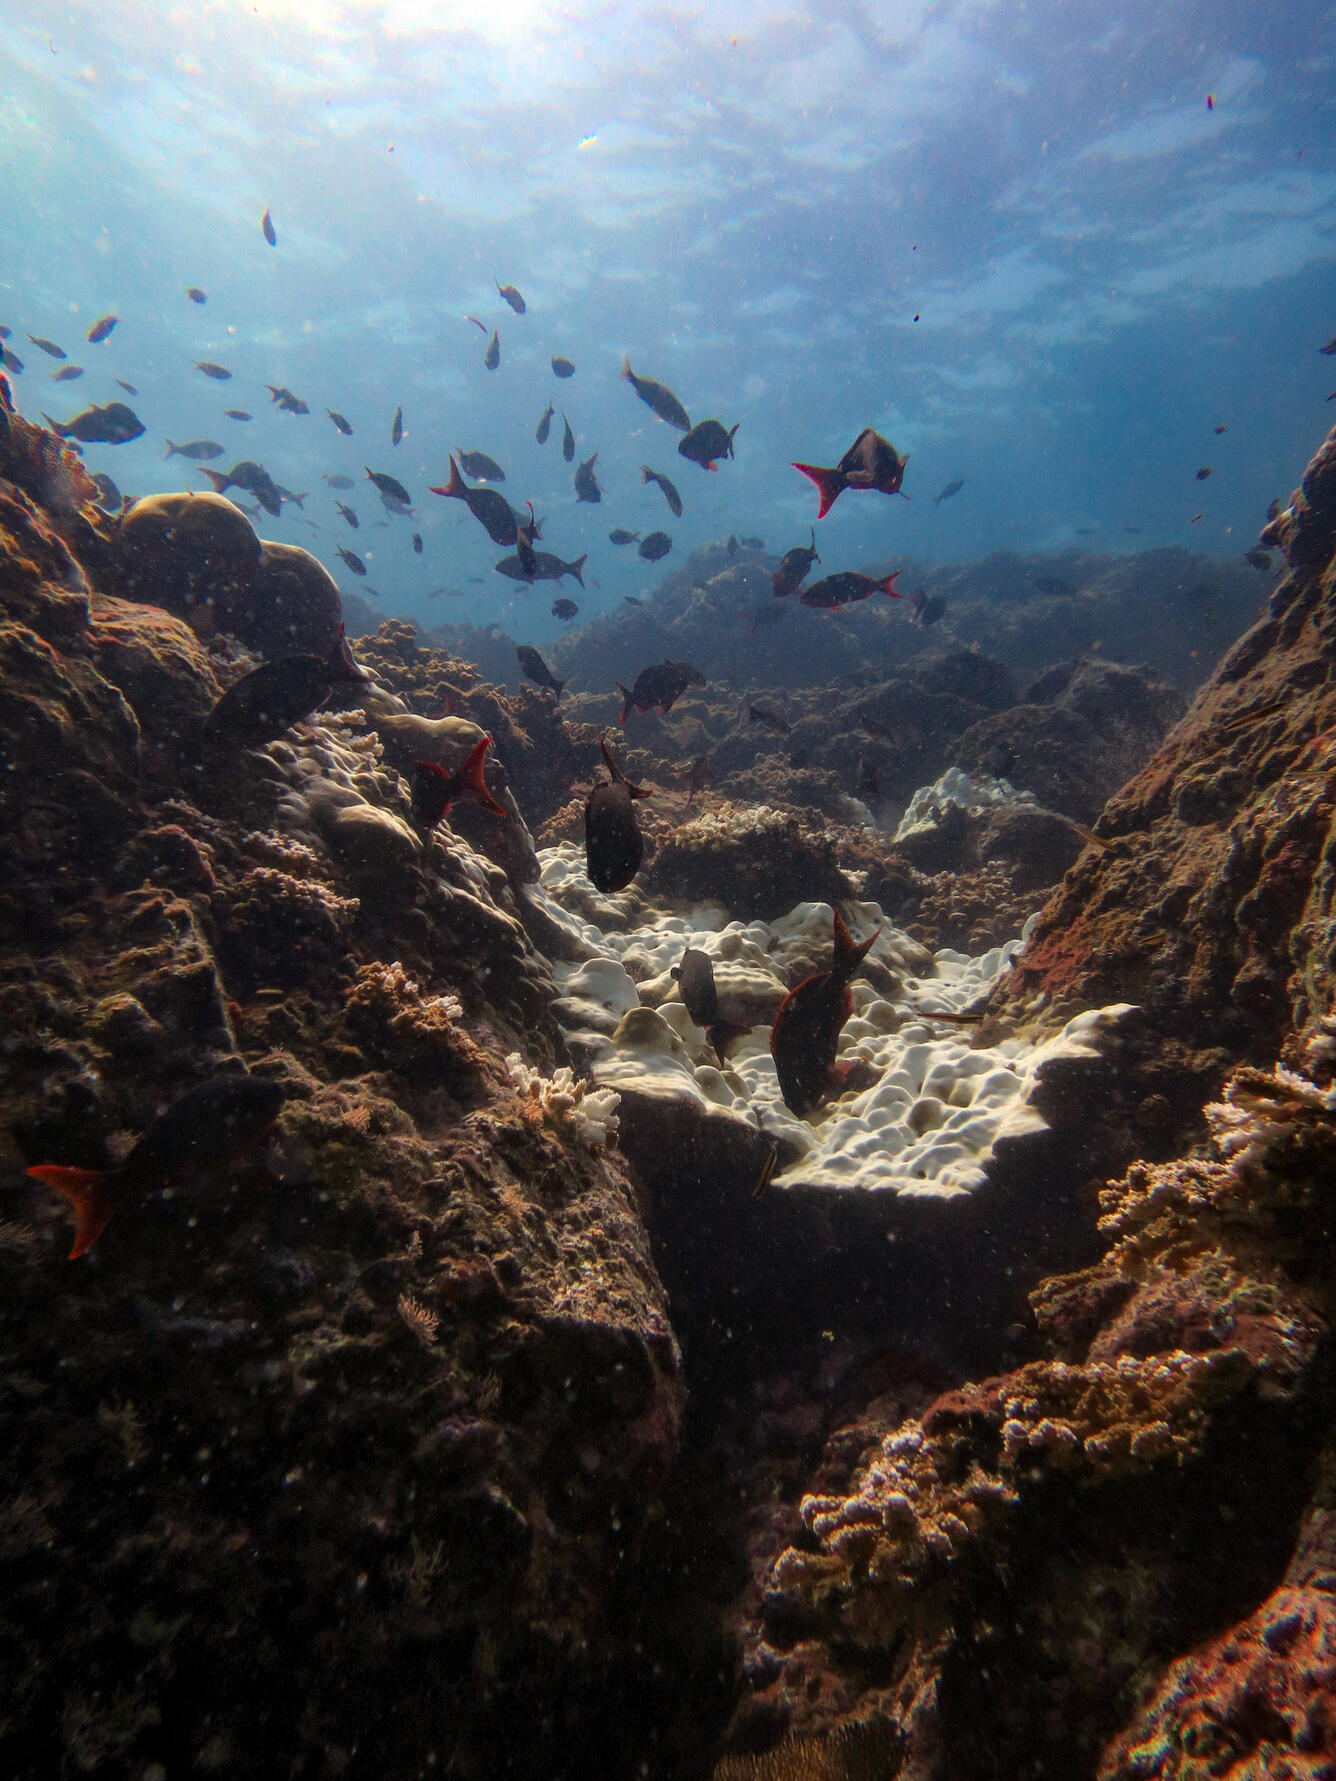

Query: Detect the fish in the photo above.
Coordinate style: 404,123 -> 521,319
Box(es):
391,405 -> 403,447
365,467 -> 412,505
617,660 -> 705,724
678,418 -> 739,471
466,315 -> 487,333
932,479 -> 963,505
496,550 -> 586,587
1215,424 -> 1228,435
769,907 -> 880,1117
411,737 -> 507,827
585,737 -> 652,892
484,329 -> 500,370
266,385 -> 309,415
86,314 -> 118,344
186,286 -> 207,304
322,411 -> 353,438
430,456 -> 520,547
262,207 -> 277,246
275,485 -> 307,509
1244,549 -> 1272,571
912,591 -> 947,627
1218,695 -> 1292,736
51,365 -> 84,381
336,502 -> 359,529
641,465 -> 683,517
1321,337 -> 1336,355
516,644 -> 565,699
115,380 -> 137,395
536,401 -> 554,445
551,356 -> 575,378
92,472 -> 122,509
43,401 -> 145,445
197,460 -> 283,514
412,533 -> 423,555
1032,575 -> 1074,597
323,473 -> 355,489
1,348 -> 23,374
728,535 -> 738,556
772,527 -> 819,597
224,409 -> 252,421
195,361 -> 232,380
575,453 -> 602,503
624,596 -> 644,606
204,626 -> 369,749
457,449 -> 506,482
1053,814 -> 1119,852
514,502 -> 540,577
27,335 -> 66,359
1196,467 -> 1213,481
682,754 -> 714,803
793,428 -> 908,518
497,281 -> 526,314
671,947 -> 752,1062
336,546 -> 367,576
798,569 -> 905,609
552,597 -> 579,620
752,1143 -> 779,1201
562,413 -> 576,463
164,438 -> 224,460
609,529 -> 641,546
857,759 -> 882,801
620,357 -> 690,431
861,714 -> 892,738
748,703 -> 790,735
638,531 -> 671,562
26,1074 -> 286,1259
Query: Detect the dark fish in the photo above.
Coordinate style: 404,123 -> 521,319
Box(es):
411,737 -> 506,827
391,405 -> 403,446
165,438 -> 224,460
617,659 -> 705,724
753,1143 -> 779,1200
678,418 -> 739,471
682,754 -> 714,803
430,456 -> 519,546
728,535 -> 738,556
204,626 -> 368,749
562,413 -> 575,462
552,597 -> 579,620
198,459 -> 282,515
624,595 -> 645,606
585,737 -> 651,892
27,335 -> 66,359
265,384 -> 309,415
575,453 -> 602,503
336,546 -> 366,576
186,286 -> 207,304
224,409 -> 252,421
748,703 -> 790,735
638,531 -> 671,561
858,759 -> 882,800
1196,466 -> 1213,481
932,479 -> 963,505
466,315 -> 487,333
641,464 -> 683,517
115,379 -> 137,395
516,645 -> 565,699
86,313 -> 118,344
323,472 -> 355,489
484,329 -> 500,370
1244,549 -> 1272,571
1321,336 -> 1336,354
741,534 -> 764,548
861,714 -> 892,738
195,361 -> 232,380
671,947 -> 752,1062
1,347 -> 23,374
620,357 -> 690,431
457,449 -> 506,482
536,401 -> 554,444
772,527 -> 819,597
497,281 -> 526,315
412,532 -> 423,555
496,550 -> 586,587
551,356 -> 575,378
327,409 -> 353,435
92,472 -> 122,510
1215,424 -> 1228,434
799,569 -> 904,609
365,467 -> 412,505
336,502 -> 359,529
51,365 -> 84,381
26,1075 -> 285,1259
43,401 -> 145,445
262,207 -> 277,246
609,529 -> 640,545
1032,575 -> 1074,597
275,485 -> 307,510
770,908 -> 880,1117
514,502 -> 540,576
912,592 -> 947,627
793,428 -> 908,518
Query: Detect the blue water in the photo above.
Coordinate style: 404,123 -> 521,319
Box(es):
2,0 -> 1333,646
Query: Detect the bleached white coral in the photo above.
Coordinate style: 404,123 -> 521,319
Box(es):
1205,1063 -> 1336,1178
506,1054 -> 621,1148
893,766 -> 1038,846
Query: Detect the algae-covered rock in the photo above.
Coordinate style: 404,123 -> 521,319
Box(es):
247,539 -> 343,658
115,491 -> 261,633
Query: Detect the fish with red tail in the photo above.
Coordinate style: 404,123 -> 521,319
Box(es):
411,737 -> 506,828
430,455 -> 519,546
792,427 -> 908,518
772,526 -> 819,597
678,418 -> 738,472
799,569 -> 905,609
585,737 -> 652,892
26,1075 -> 285,1259
769,908 -> 881,1116
617,659 -> 706,724
671,946 -> 752,1063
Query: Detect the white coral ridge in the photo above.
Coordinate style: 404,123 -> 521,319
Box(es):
531,842 -> 1132,1199
506,1053 -> 621,1147
1205,1064 -> 1336,1177
893,766 -> 1037,846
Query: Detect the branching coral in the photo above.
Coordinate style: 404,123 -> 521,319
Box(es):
505,1052 -> 621,1147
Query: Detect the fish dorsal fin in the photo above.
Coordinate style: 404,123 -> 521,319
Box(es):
599,736 -> 652,799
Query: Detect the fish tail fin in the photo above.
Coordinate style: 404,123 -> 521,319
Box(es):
706,461 -> 718,473
327,624 -> 370,682
164,440 -> 179,458
809,527 -> 817,552
707,1020 -> 753,1063
567,555 -> 587,588
599,736 -> 652,798
792,463 -> 842,518
880,571 -> 906,599
553,678 -> 566,704
430,456 -> 467,501
459,737 -> 508,817
25,1165 -> 116,1259
198,469 -> 229,494
640,465 -> 653,483
728,424 -> 739,454
616,684 -> 634,727
620,356 -> 634,383
832,908 -> 880,976
42,414 -> 70,439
